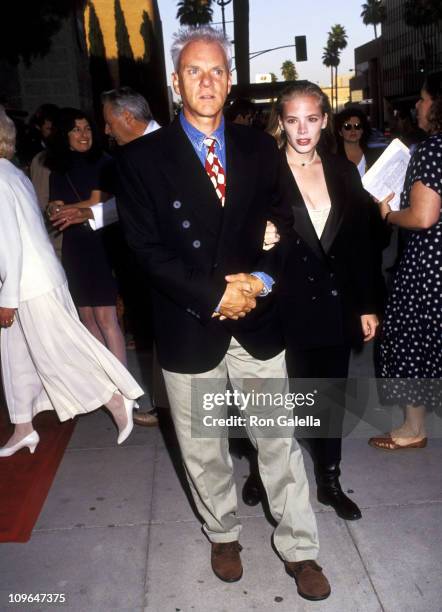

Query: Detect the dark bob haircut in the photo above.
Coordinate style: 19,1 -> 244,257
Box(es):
44,107 -> 102,173
334,106 -> 371,151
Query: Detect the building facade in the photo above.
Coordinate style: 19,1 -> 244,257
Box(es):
382,0 -> 442,103
0,1 -> 169,125
349,38 -> 383,128
85,0 -> 170,125
0,9 -> 91,117
321,74 -> 353,112
349,1 -> 442,129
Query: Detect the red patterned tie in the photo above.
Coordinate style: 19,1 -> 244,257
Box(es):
203,137 -> 226,206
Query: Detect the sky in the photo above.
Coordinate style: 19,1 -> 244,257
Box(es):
158,0 -> 379,88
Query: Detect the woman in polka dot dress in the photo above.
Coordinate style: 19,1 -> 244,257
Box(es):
369,73 -> 442,450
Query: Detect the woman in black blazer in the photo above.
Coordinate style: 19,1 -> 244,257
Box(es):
242,82 -> 379,520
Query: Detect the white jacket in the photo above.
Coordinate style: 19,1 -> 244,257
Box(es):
0,159 -> 66,307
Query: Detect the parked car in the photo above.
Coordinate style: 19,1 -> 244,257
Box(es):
367,128 -> 389,149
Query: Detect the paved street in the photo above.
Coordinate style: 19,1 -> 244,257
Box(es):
1,348 -> 441,612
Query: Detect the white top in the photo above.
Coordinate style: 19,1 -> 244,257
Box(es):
0,159 -> 66,307
305,203 -> 331,239
357,153 -> 367,177
87,196 -> 119,230
88,119 -> 161,231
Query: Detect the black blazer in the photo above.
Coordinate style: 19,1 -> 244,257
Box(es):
116,119 -> 293,373
277,152 -> 377,351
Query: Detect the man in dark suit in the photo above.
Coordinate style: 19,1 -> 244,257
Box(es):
115,26 -> 330,601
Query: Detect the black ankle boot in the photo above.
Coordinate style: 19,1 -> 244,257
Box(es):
316,463 -> 361,521
242,472 -> 263,506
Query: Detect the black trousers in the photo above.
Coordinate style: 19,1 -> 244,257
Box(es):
286,345 -> 351,468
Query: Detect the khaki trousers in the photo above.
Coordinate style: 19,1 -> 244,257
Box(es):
162,338 -> 319,562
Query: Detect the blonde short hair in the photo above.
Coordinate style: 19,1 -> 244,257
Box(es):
267,81 -> 334,152
0,106 -> 16,159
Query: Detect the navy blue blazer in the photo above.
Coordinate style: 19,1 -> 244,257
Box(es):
116,118 -> 293,373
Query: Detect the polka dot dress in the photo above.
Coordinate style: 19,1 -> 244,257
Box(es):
380,133 -> 442,409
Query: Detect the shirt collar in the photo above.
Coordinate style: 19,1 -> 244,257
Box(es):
179,112 -> 225,151
143,119 -> 161,135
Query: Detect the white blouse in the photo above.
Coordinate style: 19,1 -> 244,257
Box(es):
306,203 -> 331,239
357,154 -> 367,177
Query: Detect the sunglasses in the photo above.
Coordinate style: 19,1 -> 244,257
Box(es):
343,122 -> 362,131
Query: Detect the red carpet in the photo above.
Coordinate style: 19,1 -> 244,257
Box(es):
0,407 -> 75,542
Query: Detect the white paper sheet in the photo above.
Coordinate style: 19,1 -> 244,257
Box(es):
362,139 -> 411,211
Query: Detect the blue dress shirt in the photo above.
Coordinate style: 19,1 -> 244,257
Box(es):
180,112 -> 226,170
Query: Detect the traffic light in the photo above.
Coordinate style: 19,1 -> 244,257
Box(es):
295,36 -> 307,62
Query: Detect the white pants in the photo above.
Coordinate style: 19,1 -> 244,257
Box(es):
163,338 -> 319,562
1,283 -> 143,424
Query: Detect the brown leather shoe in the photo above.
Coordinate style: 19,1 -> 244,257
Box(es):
133,411 -> 158,427
285,560 -> 331,601
368,434 -> 427,450
211,541 -> 243,582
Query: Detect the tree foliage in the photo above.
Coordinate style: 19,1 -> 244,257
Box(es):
323,25 -> 348,111
361,0 -> 386,39
322,45 -> 339,70
328,24 -> 348,54
281,60 -> 298,81
176,0 -> 213,26
1,1 -> 76,65
322,44 -> 337,110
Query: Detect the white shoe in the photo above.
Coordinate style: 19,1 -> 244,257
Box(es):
0,430 -> 40,457
117,396 -> 134,445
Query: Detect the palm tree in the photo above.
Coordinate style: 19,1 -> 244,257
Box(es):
176,0 -> 213,26
404,0 -> 442,72
322,44 -> 338,110
361,0 -> 386,39
329,24 -> 348,52
327,25 -> 347,112
281,60 -> 298,81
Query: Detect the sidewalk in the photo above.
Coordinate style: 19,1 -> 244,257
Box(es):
1,348 -> 441,612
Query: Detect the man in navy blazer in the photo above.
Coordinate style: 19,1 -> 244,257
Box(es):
115,26 -> 331,601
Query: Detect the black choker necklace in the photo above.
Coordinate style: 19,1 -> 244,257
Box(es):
289,150 -> 318,168
300,151 -> 317,167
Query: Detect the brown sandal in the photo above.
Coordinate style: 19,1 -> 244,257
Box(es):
368,434 -> 427,450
